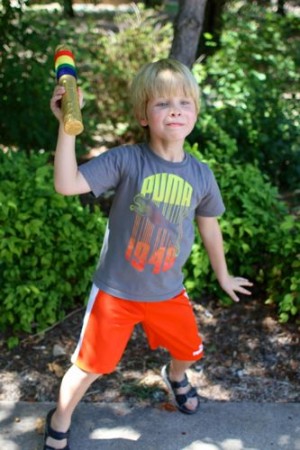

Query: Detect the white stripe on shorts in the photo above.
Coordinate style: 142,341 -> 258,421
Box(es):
71,284 -> 99,365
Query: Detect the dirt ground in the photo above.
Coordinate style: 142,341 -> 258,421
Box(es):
1,297 -> 299,408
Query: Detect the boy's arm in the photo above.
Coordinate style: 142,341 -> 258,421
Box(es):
51,85 -> 91,196
196,216 -> 252,302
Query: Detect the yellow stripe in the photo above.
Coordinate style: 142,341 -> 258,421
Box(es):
55,55 -> 75,68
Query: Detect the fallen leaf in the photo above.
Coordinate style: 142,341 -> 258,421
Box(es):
35,417 -> 45,435
47,362 -> 65,378
159,402 -> 177,412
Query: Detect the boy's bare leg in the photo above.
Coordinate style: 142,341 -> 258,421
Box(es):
168,358 -> 198,412
45,364 -> 100,449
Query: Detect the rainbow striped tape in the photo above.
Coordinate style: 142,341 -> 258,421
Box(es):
54,49 -> 77,80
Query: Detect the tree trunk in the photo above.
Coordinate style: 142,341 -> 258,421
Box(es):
144,0 -> 164,7
63,0 -> 74,18
277,0 -> 285,15
170,0 -> 208,68
197,0 -> 227,58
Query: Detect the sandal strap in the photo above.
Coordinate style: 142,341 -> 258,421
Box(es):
161,364 -> 200,415
45,409 -> 70,441
169,374 -> 189,389
175,386 -> 198,406
165,364 -> 189,389
46,426 -> 70,441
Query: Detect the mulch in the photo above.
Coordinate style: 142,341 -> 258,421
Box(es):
0,297 -> 299,406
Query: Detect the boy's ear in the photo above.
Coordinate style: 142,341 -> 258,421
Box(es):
139,117 -> 148,127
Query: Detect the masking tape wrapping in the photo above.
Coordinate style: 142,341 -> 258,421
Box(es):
54,45 -> 84,136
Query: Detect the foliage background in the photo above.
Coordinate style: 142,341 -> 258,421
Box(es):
0,1 -> 299,346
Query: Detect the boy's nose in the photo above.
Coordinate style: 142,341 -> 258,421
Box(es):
170,107 -> 181,116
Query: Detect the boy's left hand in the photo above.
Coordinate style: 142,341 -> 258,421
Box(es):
219,275 -> 253,302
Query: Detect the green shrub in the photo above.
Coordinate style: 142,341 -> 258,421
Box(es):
184,140 -> 300,321
0,6 -> 172,154
266,216 -> 300,323
0,0 -> 28,52
0,9 -> 62,152
85,6 -> 172,143
192,7 -> 300,192
0,149 -> 107,345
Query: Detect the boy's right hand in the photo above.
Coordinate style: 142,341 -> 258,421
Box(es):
50,85 -> 84,123
50,85 -> 65,123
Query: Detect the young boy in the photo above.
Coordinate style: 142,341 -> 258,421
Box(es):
45,58 -> 252,449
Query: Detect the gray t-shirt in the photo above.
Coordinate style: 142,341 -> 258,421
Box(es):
79,143 -> 225,301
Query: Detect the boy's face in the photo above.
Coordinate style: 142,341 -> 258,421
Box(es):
139,94 -> 197,145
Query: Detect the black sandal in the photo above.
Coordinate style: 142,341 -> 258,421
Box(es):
161,364 -> 200,415
43,409 -> 71,450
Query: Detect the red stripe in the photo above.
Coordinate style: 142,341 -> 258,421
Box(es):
54,50 -> 74,62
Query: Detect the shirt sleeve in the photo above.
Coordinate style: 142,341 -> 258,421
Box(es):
196,166 -> 225,217
78,146 -> 128,198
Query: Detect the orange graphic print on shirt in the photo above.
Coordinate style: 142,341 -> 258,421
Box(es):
125,173 -> 193,274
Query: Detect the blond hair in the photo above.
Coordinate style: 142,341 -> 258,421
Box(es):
130,58 -> 200,122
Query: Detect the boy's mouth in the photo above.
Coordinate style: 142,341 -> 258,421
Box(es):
166,122 -> 184,127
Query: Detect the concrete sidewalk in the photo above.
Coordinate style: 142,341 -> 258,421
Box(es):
0,401 -> 299,450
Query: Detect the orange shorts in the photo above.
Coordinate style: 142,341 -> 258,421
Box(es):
71,285 -> 203,374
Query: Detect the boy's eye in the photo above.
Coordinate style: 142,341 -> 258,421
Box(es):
156,101 -> 168,107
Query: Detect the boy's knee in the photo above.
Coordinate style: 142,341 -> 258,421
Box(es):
70,364 -> 102,382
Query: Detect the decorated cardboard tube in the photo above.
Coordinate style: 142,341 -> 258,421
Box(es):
54,45 -> 84,136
